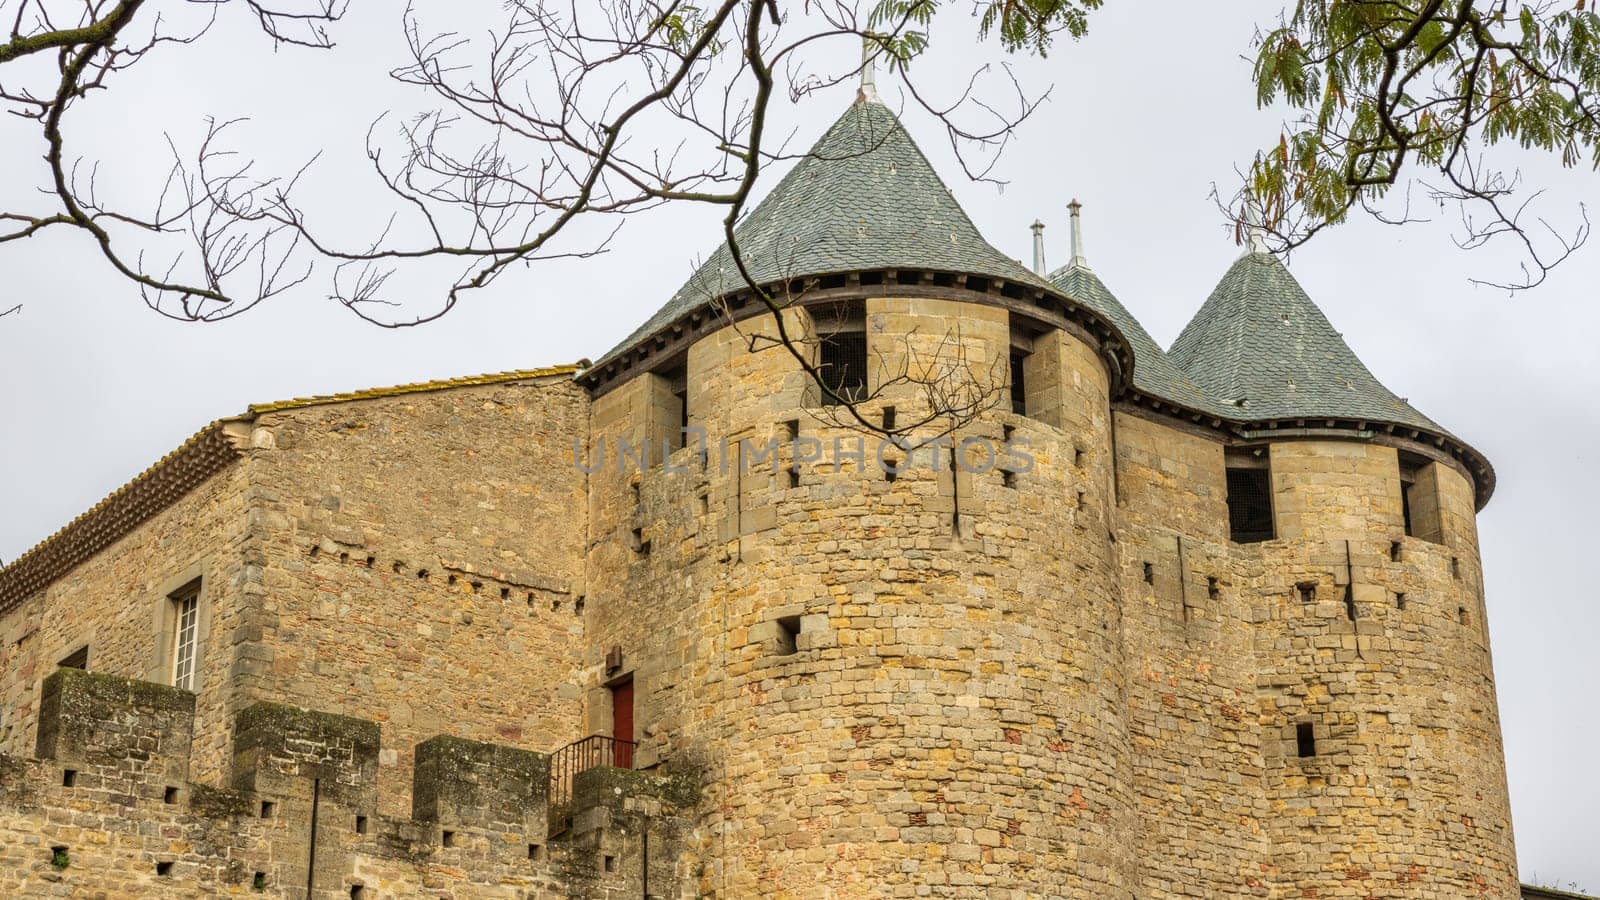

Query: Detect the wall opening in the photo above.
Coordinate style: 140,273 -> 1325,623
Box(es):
1224,449 -> 1274,543
156,861 -> 173,877
1009,347 -> 1029,415
441,830 -> 456,848
350,885 -> 366,900
61,769 -> 77,788
260,801 -> 276,818
1396,591 -> 1408,610
603,854 -> 618,873
1207,577 -> 1220,600
1295,721 -> 1317,758
816,302 -> 868,405
528,843 -> 544,861
773,615 -> 802,656
355,815 -> 368,835
1143,562 -> 1154,585
1297,582 -> 1316,604
1398,452 -> 1445,543
57,645 -> 88,671
163,786 -> 179,804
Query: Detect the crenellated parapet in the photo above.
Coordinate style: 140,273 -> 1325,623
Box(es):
0,669 -> 696,898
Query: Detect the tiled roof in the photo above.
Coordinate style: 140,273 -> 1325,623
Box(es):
1048,263 -> 1212,414
1168,252 -> 1446,433
591,98 -> 1054,370
0,365 -> 582,612
0,421 -> 245,613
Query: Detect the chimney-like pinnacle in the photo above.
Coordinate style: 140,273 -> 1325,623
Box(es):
1067,199 -> 1090,271
1030,220 -> 1046,274
857,36 -> 881,105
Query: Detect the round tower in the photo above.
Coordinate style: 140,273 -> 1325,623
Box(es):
1169,250 -> 1517,897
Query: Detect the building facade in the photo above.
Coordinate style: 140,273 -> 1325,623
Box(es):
0,92 -> 1520,898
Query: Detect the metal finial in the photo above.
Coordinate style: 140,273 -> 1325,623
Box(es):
857,36 -> 881,104
1243,201 -> 1271,255
1030,220 -> 1046,274
1067,199 -> 1089,271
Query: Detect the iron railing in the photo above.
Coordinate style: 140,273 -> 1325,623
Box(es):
549,733 -> 637,814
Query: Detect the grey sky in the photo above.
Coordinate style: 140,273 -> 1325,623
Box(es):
1,2 -> 1594,889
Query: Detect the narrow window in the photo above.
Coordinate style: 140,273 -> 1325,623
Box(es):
528,843 -> 544,861
1143,562 -> 1154,585
1295,721 -> 1316,758
350,885 -> 366,900
1395,592 -> 1408,610
818,331 -> 867,405
1398,453 -> 1444,543
253,873 -> 268,889
1390,540 -> 1402,562
1009,348 -> 1029,415
156,861 -> 173,877
1207,577 -> 1220,600
1297,582 -> 1316,604
442,830 -> 456,848
1225,452 -> 1274,542
260,801 -> 276,818
355,815 -> 368,834
1458,606 -> 1469,626
61,769 -> 77,787
163,786 -> 179,804
773,616 -> 801,656
57,646 -> 89,671
881,406 -> 896,432
603,854 -> 617,873
170,582 -> 200,692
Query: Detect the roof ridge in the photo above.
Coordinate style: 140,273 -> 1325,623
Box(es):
245,364 -> 582,415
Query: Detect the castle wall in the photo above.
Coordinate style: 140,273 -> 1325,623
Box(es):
238,375 -> 592,816
1254,440 -> 1517,897
585,297 -> 1139,898
0,461 -> 251,785
1110,409 -> 1275,896
0,668 -> 695,898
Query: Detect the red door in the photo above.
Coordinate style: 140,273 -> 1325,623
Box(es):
610,678 -> 634,769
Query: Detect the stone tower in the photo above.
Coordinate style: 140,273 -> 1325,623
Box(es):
0,78 -> 1516,900
571,88 -> 1516,897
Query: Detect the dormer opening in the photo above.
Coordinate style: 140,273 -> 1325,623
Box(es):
814,300 -> 867,405
1225,447 -> 1274,543
1398,451 -> 1444,543
1008,314 -> 1053,422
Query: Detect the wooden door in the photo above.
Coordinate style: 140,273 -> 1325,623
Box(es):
610,677 -> 634,768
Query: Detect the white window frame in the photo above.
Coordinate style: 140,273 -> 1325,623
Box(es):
170,583 -> 200,691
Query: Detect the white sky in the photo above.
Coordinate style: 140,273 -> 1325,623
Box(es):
0,2 -> 1594,889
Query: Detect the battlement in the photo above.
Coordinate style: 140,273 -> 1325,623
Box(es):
0,669 -> 695,898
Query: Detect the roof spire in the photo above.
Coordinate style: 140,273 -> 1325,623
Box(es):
1243,199 -> 1271,256
1067,198 -> 1090,271
1030,220 -> 1046,274
857,35 -> 881,105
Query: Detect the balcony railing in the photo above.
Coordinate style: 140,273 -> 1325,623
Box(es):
549,733 -> 637,815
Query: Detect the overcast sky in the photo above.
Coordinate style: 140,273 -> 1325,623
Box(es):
1,2 -> 1594,889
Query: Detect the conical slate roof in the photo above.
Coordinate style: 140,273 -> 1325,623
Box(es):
1049,263 -> 1212,414
592,98 -> 1053,369
1168,251 -> 1445,433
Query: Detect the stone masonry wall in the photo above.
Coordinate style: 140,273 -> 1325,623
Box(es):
585,296 -> 1139,897
1254,440 -> 1517,898
1111,408 -> 1274,897
238,374 -> 592,817
0,668 -> 696,898
0,462 -> 252,786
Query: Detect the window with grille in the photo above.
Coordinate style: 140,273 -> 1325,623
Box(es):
171,585 -> 200,691
1225,465 -> 1274,542
818,332 -> 867,405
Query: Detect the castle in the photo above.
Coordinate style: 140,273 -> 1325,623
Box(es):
0,85 -> 1523,898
